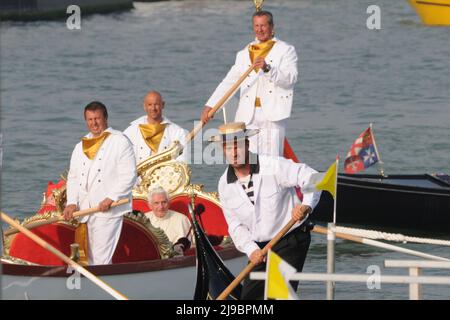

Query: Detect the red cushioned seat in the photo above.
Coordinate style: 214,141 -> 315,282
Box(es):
8,224 -> 75,266
8,215 -> 163,266
37,204 -> 58,214
112,218 -> 161,263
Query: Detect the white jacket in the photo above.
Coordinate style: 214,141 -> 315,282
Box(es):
66,127 -> 136,222
206,37 -> 298,123
123,116 -> 188,164
218,154 -> 321,258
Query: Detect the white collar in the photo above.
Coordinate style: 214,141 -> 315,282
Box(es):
85,127 -> 113,138
149,210 -> 173,221
131,115 -> 172,126
251,36 -> 278,45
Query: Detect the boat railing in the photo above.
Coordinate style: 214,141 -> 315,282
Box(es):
384,260 -> 450,300
250,259 -> 450,300
250,223 -> 450,300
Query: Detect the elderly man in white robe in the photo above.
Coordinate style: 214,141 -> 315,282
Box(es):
210,122 -> 321,299
63,101 -> 136,265
201,10 -> 298,156
124,91 -> 188,164
145,186 -> 192,255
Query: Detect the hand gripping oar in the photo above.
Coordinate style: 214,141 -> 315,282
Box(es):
1,211 -> 129,300
4,198 -> 129,237
216,218 -> 297,300
184,65 -> 255,145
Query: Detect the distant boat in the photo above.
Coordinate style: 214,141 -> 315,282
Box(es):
0,0 -> 133,21
407,0 -> 450,26
312,173 -> 450,233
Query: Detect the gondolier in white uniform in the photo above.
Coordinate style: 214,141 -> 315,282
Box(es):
211,122 -> 321,299
124,91 -> 188,164
201,10 -> 298,156
63,101 -> 136,265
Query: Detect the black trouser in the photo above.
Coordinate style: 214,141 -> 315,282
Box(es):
240,227 -> 311,300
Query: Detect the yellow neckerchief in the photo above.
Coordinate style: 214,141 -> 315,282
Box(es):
139,123 -> 168,153
249,39 -> 276,107
81,131 -> 111,160
248,39 -> 276,72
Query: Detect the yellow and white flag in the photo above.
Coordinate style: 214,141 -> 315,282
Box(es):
264,250 -> 299,300
302,160 -> 337,199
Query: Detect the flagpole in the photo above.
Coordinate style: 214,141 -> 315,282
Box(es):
370,123 -> 386,177
222,106 -> 228,124
333,156 -> 339,224
264,249 -> 271,300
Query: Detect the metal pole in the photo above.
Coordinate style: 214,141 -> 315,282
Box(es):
0,226 -> 3,300
0,133 -> 3,300
326,222 -> 336,300
222,106 -> 228,124
409,267 -> 422,300
370,123 -> 386,177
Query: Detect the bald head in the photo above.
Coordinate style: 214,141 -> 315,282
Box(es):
143,91 -> 165,124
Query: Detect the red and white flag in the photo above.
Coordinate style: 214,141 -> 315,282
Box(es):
344,126 -> 380,174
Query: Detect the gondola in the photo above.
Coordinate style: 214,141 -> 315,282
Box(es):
312,173 -> 450,233
1,145 -> 247,300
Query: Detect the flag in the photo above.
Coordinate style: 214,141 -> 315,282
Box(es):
302,161 -> 337,199
265,250 -> 299,300
344,126 -> 379,173
283,138 -> 303,201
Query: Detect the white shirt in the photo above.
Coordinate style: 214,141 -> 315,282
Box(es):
66,127 -> 136,221
218,154 -> 321,258
145,210 -> 192,245
206,37 -> 298,124
123,116 -> 188,164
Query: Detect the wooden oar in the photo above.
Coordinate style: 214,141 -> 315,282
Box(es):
184,65 -> 255,145
4,198 -> 129,237
1,211 -> 129,300
216,218 -> 297,300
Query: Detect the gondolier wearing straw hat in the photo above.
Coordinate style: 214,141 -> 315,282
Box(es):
211,122 -> 321,299
63,101 -> 137,265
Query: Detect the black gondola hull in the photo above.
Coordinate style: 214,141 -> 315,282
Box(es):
312,174 -> 450,233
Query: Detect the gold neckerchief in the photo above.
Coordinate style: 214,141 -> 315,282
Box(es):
81,131 -> 111,160
139,123 -> 168,153
249,39 -> 276,107
248,39 -> 276,72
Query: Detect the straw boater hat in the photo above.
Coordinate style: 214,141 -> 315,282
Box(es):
208,122 -> 259,143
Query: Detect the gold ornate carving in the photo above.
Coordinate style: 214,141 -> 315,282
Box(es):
53,186 -> 67,213
1,255 -> 41,266
254,0 -> 264,12
133,141 -> 191,201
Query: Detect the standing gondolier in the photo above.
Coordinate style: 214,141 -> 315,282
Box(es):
63,101 -> 136,265
210,122 -> 321,299
201,6 -> 298,156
